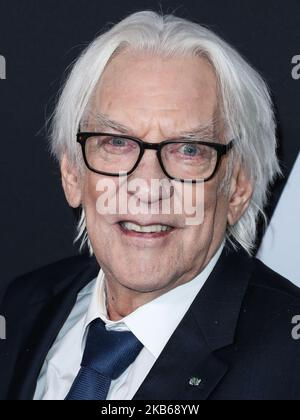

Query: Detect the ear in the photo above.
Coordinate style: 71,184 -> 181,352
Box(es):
227,164 -> 253,226
60,154 -> 82,208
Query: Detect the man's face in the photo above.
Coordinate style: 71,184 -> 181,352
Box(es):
77,51 -> 230,294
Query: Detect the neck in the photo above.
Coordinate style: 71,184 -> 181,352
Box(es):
105,283 -> 167,321
103,240 -> 225,321
104,258 -> 210,321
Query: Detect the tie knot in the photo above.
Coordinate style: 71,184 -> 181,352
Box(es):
82,318 -> 143,380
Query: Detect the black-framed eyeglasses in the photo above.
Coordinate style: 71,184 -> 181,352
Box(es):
77,132 -> 235,183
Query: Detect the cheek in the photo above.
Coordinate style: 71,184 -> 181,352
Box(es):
203,181 -> 230,238
189,181 -> 220,226
82,173 -> 98,206
184,183 -> 222,241
82,174 -> 119,218
177,181 -> 219,218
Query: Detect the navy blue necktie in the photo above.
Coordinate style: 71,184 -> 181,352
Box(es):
65,318 -> 143,400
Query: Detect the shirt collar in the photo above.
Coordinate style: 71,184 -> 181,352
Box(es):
83,241 -> 225,358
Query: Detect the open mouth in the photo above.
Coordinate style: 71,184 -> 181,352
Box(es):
118,221 -> 175,238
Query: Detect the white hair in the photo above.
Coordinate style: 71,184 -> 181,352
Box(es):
49,10 -> 281,256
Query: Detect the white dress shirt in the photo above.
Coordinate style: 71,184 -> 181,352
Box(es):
34,242 -> 224,400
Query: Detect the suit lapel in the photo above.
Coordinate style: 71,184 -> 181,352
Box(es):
133,309 -> 228,400
133,245 -> 254,400
9,257 -> 99,400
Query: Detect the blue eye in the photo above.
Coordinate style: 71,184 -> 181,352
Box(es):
110,137 -> 127,147
101,136 -> 138,155
181,144 -> 200,157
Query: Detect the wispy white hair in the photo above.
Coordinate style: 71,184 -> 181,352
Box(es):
49,10 -> 281,256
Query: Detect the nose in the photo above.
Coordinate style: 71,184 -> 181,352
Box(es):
127,148 -> 174,205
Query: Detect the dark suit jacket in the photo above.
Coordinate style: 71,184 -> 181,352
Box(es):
1,244 -> 300,400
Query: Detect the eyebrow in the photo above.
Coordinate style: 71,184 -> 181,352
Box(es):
179,121 -> 217,140
83,112 -> 130,134
83,112 -> 218,139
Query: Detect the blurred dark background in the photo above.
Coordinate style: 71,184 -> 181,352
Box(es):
0,0 -> 299,293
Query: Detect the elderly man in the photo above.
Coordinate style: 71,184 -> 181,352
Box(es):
1,11 -> 300,401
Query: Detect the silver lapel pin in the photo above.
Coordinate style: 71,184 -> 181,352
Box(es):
189,377 -> 202,387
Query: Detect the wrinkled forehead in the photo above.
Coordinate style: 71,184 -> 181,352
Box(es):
83,50 -> 222,139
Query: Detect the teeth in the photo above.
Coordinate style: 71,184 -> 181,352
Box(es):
120,222 -> 172,233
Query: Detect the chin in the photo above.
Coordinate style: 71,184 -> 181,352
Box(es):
115,270 -> 172,294
123,282 -> 170,294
